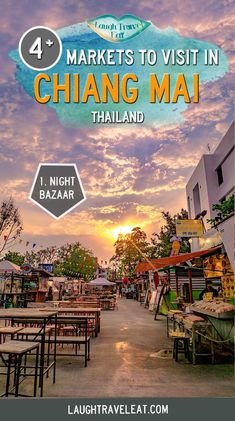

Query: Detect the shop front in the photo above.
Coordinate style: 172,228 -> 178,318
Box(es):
135,244 -> 234,363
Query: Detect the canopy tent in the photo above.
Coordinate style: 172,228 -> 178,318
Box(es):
88,277 -> 115,286
135,245 -> 222,273
0,260 -> 21,273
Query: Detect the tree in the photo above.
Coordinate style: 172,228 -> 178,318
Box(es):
0,198 -> 23,254
25,246 -> 59,266
54,242 -> 97,281
111,227 -> 150,278
150,209 -> 190,258
4,251 -> 25,267
24,242 -> 97,281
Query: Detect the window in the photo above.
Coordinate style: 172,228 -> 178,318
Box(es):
187,196 -> 191,217
193,183 -> 201,216
216,165 -> 223,185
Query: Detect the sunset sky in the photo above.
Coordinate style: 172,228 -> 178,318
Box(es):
0,0 -> 234,261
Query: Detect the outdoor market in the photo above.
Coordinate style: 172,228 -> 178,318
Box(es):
0,124 -> 234,398
0,219 -> 234,398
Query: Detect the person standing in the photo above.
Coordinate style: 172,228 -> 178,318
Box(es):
58,284 -> 63,301
47,286 -> 53,301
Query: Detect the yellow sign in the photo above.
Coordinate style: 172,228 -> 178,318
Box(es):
203,292 -> 213,301
176,219 -> 203,237
204,255 -> 233,278
221,275 -> 234,299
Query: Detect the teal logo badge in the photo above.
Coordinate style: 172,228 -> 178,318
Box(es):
87,14 -> 151,42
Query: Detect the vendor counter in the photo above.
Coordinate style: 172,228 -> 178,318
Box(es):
190,301 -> 234,345
167,300 -> 234,364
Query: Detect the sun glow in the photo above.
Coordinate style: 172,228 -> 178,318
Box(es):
112,225 -> 135,239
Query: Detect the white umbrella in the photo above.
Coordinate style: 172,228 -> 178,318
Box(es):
88,277 -> 115,286
0,260 -> 21,273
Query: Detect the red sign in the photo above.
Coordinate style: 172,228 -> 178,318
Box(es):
21,263 -> 32,273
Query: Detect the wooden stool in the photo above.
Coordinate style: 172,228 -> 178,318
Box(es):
169,331 -> 190,362
0,340 -> 40,397
16,327 -> 52,379
61,326 -> 76,336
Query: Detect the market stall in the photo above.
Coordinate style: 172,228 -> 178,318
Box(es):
167,298 -> 234,364
190,300 -> 234,345
0,262 -> 54,307
0,261 -> 25,308
135,244 -> 235,364
135,245 -> 228,314
87,277 -> 116,310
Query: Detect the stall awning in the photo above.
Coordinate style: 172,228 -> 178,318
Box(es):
88,277 -> 115,286
135,245 -> 222,273
0,260 -> 21,273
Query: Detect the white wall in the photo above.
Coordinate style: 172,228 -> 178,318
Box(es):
186,122 -> 234,251
186,122 -> 234,223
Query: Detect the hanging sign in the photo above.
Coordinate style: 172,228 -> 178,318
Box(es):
176,219 -> 203,237
21,263 -> 32,273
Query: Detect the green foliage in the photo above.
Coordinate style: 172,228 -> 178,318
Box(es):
207,194 -> 234,227
58,243 -> 97,281
111,227 -> 150,278
150,209 -> 190,258
4,251 -> 25,267
111,210 -> 191,276
24,242 -> 97,281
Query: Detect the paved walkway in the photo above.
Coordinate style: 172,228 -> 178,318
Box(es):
0,299 -> 234,397
44,298 -> 234,397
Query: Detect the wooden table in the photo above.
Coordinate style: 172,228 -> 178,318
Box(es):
59,301 -> 99,308
50,301 -> 71,308
0,308 -> 57,396
56,314 -> 95,336
56,307 -> 101,337
99,298 -> 113,310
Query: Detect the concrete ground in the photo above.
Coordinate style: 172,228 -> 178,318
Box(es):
0,299 -> 234,397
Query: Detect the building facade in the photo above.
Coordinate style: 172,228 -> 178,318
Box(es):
186,122 -> 234,251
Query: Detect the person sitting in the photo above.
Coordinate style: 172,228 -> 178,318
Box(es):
199,281 -> 218,301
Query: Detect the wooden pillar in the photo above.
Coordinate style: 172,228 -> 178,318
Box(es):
175,270 -> 179,297
188,269 -> 194,303
10,271 -> 14,293
167,269 -> 170,284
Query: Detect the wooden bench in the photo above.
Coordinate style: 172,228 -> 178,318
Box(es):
0,327 -> 23,343
45,335 -> 90,367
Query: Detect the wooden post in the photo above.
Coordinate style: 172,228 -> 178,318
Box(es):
175,270 -> 179,297
188,269 -> 194,303
10,272 -> 14,293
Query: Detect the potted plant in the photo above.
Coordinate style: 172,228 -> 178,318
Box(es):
207,194 -> 234,227
207,194 -> 234,271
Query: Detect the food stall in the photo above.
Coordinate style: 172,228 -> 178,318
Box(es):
135,245 -> 231,312
0,260 -> 25,308
0,262 -> 54,307
167,299 -> 234,364
87,277 -> 116,310
190,300 -> 234,344
135,245 -> 234,363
